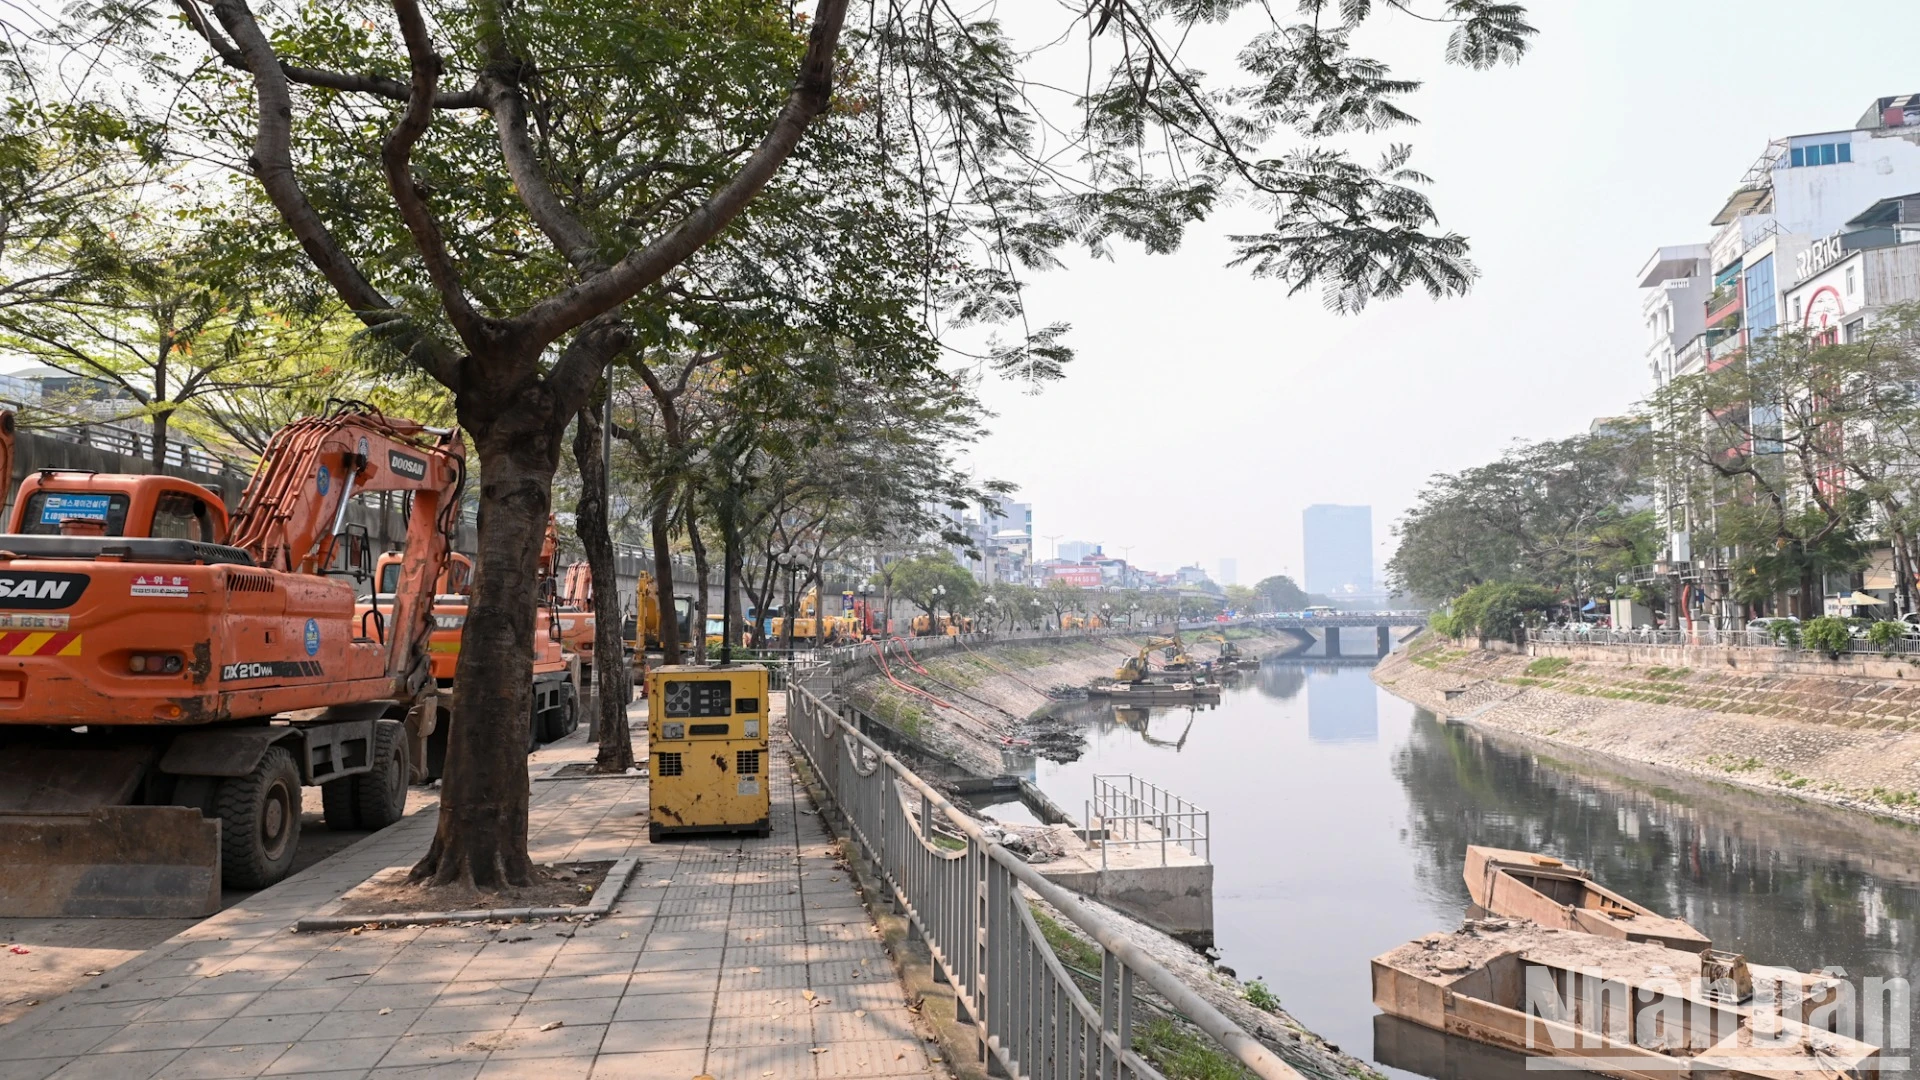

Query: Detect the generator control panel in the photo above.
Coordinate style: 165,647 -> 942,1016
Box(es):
646,664 -> 770,841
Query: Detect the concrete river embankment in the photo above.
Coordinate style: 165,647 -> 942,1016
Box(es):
853,632 -> 1920,1080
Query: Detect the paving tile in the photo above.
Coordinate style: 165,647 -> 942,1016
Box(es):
30,1000 -> 157,1030
705,1043 -> 822,1080
523,975 -> 630,1003
475,1057 -> 592,1080
44,1049 -> 183,1080
262,1037 -> 399,1076
584,1050 -> 705,1079
708,1012 -> 812,1047
717,965 -> 813,991
812,1040 -> 933,1078
367,1064 -> 481,1080
236,989 -> 357,1017
630,948 -> 721,973
0,1065 -> 75,1080
621,967 -> 718,998
598,1017 -> 711,1054
507,999 -> 617,1030
151,1043 -> 287,1080
405,1004 -> 522,1036
607,993 -> 716,1023
483,1022 -> 606,1060
543,950 -> 638,978
377,1032 -> 497,1069
93,1020 -> 227,1054
304,1007 -> 425,1041
197,1013 -> 323,1046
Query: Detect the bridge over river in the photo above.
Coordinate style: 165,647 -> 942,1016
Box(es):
1244,612 -> 1428,657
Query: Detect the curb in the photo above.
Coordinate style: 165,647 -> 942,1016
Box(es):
294,854 -> 638,931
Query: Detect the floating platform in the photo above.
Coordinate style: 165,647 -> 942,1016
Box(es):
1086,680 -> 1222,702
1465,846 -> 1712,953
1373,919 -> 1874,1080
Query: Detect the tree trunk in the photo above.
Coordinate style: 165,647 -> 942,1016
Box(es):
151,408 -> 170,468
411,419 -> 554,889
687,512 -> 710,663
572,396 -> 632,773
649,498 -> 681,665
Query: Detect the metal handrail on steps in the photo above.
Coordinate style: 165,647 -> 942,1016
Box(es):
785,675 -> 1300,1080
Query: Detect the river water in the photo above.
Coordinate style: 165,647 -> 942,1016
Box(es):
1006,650 -> 1920,1079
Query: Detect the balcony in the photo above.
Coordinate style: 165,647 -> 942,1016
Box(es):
1707,329 -> 1746,369
1704,284 -> 1743,325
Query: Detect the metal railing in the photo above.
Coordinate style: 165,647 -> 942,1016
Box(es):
1533,625 -> 1920,654
1088,775 -> 1210,870
786,677 -> 1299,1079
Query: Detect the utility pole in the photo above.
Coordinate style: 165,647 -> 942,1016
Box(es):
1043,533 -> 1063,562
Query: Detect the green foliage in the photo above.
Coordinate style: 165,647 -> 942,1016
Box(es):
891,553 -> 980,620
1252,574 -> 1310,612
1801,616 -> 1853,657
1870,621 -> 1908,651
1428,610 -> 1458,638
1765,620 -> 1802,647
1447,582 -> 1558,643
1029,907 -> 1101,975
1524,656 -> 1570,678
1243,979 -> 1281,1013
1132,1018 -> 1259,1080
1388,432 -> 1650,602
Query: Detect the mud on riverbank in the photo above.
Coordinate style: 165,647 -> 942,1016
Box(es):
846,628 -> 1305,776
1374,636 -> 1920,826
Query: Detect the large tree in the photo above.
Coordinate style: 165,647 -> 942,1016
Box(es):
76,0 -> 1534,888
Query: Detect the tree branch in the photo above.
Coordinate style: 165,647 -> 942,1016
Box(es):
516,0 -> 850,347
483,70 -> 601,270
178,0 -> 486,109
207,0 -> 462,388
382,0 -> 489,353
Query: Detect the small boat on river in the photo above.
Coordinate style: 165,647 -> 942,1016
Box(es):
1465,846 -> 1711,953
1372,920 -> 1874,1080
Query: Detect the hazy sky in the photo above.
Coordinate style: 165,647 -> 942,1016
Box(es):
960,0 -> 1919,586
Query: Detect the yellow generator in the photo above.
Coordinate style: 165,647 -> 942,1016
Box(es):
646,664 -> 771,841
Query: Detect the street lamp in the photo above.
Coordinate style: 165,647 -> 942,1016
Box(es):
983,593 -> 998,635
777,553 -> 800,651
930,584 -> 946,636
859,579 -> 874,640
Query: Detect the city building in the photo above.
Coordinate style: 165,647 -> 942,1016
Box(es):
1637,244 -> 1711,387
1217,557 -> 1237,587
984,500 -> 1032,539
1303,504 -> 1372,596
1781,191 -> 1920,341
1057,540 -> 1101,563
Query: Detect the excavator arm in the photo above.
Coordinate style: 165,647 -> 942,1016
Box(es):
227,404 -> 466,704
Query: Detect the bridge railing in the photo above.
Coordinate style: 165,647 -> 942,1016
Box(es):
786,676 -> 1302,1080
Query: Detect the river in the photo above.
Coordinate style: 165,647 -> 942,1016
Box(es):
1005,652 -> 1920,1079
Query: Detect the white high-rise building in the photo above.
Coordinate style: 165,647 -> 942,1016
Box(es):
1217,558 -> 1237,587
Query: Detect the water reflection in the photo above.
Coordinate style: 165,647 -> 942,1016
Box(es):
1023,662 -> 1920,1080
1307,668 -> 1378,743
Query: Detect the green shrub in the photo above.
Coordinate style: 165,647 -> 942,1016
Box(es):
1869,620 -> 1907,651
1243,979 -> 1280,1013
1428,611 -> 1458,638
1448,582 -> 1559,644
1765,620 -> 1802,647
1525,656 -> 1571,678
1801,616 -> 1852,657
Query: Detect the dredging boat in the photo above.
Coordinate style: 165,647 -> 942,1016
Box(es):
1085,680 -> 1222,703
1372,919 -> 1875,1080
1465,846 -> 1712,952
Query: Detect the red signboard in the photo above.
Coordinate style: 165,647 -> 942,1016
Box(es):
1048,566 -> 1103,588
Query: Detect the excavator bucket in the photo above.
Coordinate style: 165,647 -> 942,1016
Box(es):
0,746 -> 220,918
0,807 -> 220,917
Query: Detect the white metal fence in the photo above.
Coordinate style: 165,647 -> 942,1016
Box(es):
1088,775 -> 1210,870
785,675 -> 1300,1080
1533,625 -> 1920,654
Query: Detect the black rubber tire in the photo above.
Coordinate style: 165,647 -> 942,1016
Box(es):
351,720 -> 409,829
424,710 -> 450,783
543,685 -> 578,742
216,745 -> 302,889
320,778 -> 360,831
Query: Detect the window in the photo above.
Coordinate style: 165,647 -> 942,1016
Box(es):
19,491 -> 130,536
1789,141 -> 1852,167
1794,297 -> 1804,321
150,491 -> 214,542
1844,319 -> 1866,343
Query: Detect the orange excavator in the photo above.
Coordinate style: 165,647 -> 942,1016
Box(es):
372,517 -> 579,781
0,404 -> 464,916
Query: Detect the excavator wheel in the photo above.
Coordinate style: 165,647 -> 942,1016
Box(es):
351,720 -> 410,829
217,745 -> 302,889
321,778 -> 361,831
542,685 -> 579,743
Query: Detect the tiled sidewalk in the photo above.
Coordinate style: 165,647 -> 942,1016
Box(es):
0,707 -> 942,1080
